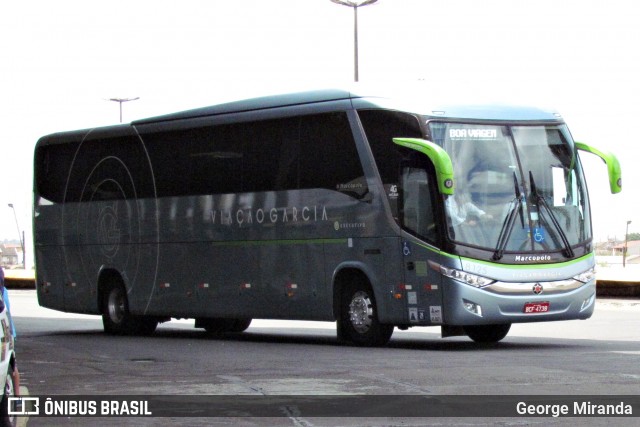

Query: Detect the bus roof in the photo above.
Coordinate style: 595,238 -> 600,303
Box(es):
133,89 -> 356,125
37,88 -> 565,148
133,88 -> 564,125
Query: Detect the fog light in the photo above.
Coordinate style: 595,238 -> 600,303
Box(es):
463,299 -> 483,317
580,294 -> 595,311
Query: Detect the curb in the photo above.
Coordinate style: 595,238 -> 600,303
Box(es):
596,280 -> 640,298
5,278 -> 36,289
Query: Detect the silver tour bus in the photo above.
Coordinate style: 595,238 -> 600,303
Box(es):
33,89 -> 621,345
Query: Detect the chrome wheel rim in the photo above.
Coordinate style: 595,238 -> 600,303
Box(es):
348,290 -> 373,333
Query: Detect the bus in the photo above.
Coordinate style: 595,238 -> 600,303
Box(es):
33,88 -> 621,345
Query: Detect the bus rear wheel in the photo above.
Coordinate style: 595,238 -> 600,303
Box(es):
338,282 -> 393,347
102,283 -> 158,335
463,324 -> 511,343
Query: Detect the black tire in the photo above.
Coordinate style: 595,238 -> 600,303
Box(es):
338,282 -> 393,347
228,318 -> 252,333
463,324 -> 511,343
102,282 -> 157,335
198,318 -> 252,334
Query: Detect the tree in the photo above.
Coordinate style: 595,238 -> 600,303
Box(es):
627,232 -> 640,241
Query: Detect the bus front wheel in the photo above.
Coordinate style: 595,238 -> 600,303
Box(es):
338,282 -> 393,347
463,324 -> 511,343
102,283 -> 157,335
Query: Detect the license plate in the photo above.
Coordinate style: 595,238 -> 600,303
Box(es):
523,302 -> 550,313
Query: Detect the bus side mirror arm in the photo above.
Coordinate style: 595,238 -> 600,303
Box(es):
575,141 -> 622,194
392,137 -> 455,195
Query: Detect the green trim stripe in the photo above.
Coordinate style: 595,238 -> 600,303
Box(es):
455,252 -> 594,270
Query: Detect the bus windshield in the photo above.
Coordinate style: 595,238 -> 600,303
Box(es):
429,122 -> 591,258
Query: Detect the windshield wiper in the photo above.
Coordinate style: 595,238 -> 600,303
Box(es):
529,171 -> 575,258
493,172 -> 524,261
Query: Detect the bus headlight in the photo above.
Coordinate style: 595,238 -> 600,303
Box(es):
573,267 -> 596,284
440,266 -> 495,288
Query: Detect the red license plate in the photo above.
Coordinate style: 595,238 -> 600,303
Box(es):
523,302 -> 550,313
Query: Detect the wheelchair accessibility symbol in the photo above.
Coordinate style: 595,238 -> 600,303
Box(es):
533,227 -> 545,243
402,241 -> 411,256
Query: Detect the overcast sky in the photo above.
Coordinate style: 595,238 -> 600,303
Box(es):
1,0 -> 638,261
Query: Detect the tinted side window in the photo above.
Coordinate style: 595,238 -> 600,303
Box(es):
35,133 -> 153,203
299,113 -> 367,197
35,142 -> 78,204
37,112 -> 368,202
144,123 -> 242,196
358,110 -> 423,185
358,110 -> 424,220
144,112 -> 366,198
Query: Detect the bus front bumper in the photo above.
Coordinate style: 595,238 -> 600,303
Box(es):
442,279 -> 596,325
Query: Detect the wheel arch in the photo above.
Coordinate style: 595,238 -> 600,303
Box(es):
332,263 -> 378,321
96,267 -> 126,311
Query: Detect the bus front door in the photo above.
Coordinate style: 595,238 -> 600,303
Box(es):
399,163 -> 445,327
400,241 -> 444,327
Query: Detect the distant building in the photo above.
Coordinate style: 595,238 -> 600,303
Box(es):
0,244 -> 22,267
594,238 -> 619,256
611,240 -> 640,264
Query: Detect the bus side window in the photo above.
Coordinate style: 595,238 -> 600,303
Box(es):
142,112 -> 366,198
400,164 -> 437,243
357,109 -> 423,219
299,113 -> 368,198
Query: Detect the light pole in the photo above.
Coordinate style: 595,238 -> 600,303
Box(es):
109,97 -> 140,123
330,0 -> 378,82
623,220 -> 632,268
7,203 -> 25,269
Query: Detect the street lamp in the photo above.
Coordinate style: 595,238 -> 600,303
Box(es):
623,220 -> 632,268
109,97 -> 140,123
330,0 -> 379,82
7,203 -> 25,269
